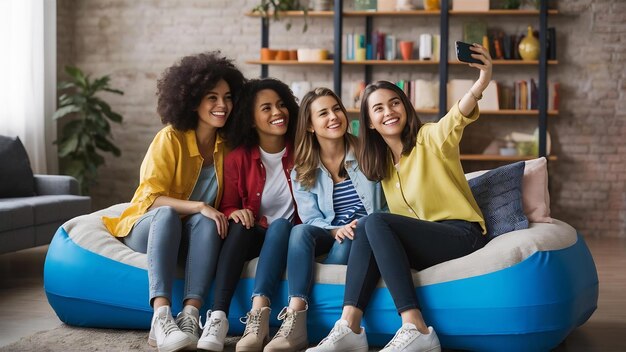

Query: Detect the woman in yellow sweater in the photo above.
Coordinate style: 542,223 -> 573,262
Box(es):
102,52 -> 244,352
309,44 -> 492,352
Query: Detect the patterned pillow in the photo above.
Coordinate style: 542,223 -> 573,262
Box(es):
0,136 -> 35,198
468,161 -> 528,239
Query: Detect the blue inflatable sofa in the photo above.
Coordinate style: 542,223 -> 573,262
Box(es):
44,201 -> 598,351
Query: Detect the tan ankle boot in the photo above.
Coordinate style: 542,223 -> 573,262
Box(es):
263,307 -> 308,352
236,307 -> 271,352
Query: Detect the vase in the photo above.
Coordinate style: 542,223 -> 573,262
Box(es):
518,26 -> 540,60
399,41 -> 414,60
423,0 -> 440,10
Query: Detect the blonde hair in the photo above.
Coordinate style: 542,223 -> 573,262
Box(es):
294,87 -> 358,190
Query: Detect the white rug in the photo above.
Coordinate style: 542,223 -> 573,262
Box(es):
0,324 -> 382,352
0,324 -> 238,352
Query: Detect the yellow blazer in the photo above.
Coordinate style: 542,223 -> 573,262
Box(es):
382,103 -> 486,234
102,125 -> 226,237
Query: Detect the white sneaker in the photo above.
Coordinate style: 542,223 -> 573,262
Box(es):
148,306 -> 192,352
306,319 -> 368,352
380,324 -> 441,352
176,305 -> 201,350
197,310 -> 229,351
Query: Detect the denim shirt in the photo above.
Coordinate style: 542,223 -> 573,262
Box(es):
291,151 -> 386,230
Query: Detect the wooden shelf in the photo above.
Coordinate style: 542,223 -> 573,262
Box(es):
481,109 -> 559,116
460,154 -> 558,161
245,9 -> 557,18
450,60 -> 558,65
449,9 -> 558,16
344,10 -> 440,16
343,60 -> 439,65
346,108 -> 558,116
250,60 -> 557,66
346,108 -> 438,114
246,60 -> 333,65
245,11 -> 333,17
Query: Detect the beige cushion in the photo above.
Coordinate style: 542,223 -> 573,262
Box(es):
63,203 -> 576,288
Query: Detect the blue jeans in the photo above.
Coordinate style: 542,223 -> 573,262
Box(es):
123,206 -> 222,306
343,213 -> 486,313
209,218 -> 294,313
252,218 -> 294,304
287,224 -> 353,303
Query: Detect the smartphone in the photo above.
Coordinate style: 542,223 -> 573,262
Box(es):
455,41 -> 483,64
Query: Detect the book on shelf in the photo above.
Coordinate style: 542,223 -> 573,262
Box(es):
343,31 -> 436,62
431,34 -> 440,62
507,80 -> 559,111
463,21 -> 487,46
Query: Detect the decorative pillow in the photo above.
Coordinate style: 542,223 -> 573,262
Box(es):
468,161 -> 528,239
465,158 -> 552,223
0,135 -> 35,198
522,157 -> 552,223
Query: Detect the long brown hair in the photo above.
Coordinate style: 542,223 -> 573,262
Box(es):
294,87 -> 358,190
357,81 -> 422,181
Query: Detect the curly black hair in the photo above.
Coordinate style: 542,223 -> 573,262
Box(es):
225,78 -> 299,149
156,51 -> 245,131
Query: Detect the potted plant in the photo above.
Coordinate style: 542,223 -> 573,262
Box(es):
252,0 -> 309,32
53,66 -> 124,195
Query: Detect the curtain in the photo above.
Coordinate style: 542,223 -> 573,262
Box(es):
0,0 -> 55,174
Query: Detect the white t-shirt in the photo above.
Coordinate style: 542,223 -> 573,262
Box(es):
259,147 -> 295,224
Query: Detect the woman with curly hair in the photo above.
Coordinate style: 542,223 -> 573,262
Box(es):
102,51 -> 244,352
197,78 -> 299,352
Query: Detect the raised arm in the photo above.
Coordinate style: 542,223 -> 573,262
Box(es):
458,44 -> 493,116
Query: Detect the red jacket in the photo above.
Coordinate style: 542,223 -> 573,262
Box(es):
220,144 -> 301,228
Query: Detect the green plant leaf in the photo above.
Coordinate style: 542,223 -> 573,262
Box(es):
58,135 -> 80,157
53,105 -> 81,120
103,88 -> 124,95
57,81 -> 75,91
94,100 -> 123,123
65,66 -> 87,88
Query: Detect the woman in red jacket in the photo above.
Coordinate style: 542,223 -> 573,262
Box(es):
195,78 -> 300,352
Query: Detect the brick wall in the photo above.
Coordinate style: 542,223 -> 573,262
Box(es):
56,0 -> 625,238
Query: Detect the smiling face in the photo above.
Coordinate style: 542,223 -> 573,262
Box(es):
196,79 -> 232,129
309,95 -> 348,142
253,89 -> 290,139
366,88 -> 407,139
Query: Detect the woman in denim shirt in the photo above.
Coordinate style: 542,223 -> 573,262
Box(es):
259,88 -> 385,352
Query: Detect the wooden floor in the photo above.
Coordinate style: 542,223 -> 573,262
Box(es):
0,237 -> 625,350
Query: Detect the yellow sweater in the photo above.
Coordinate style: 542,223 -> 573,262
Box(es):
381,103 -> 486,234
102,125 -> 226,237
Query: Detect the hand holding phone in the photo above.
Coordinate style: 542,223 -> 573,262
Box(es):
456,41 -> 483,64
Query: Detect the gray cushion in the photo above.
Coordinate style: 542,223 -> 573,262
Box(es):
468,161 -> 528,239
6,195 -> 91,224
0,201 -> 34,232
0,136 -> 35,198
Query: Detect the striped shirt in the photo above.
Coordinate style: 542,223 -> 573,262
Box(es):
331,178 -> 368,226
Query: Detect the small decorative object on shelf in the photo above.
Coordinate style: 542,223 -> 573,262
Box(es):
518,26 -> 540,60
399,40 -> 414,60
423,0 -> 440,10
453,0 -> 488,11
396,0 -> 414,11
312,0 -> 332,11
377,0 -> 397,11
502,0 -> 521,9
251,0 -> 309,32
355,0 -> 377,11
